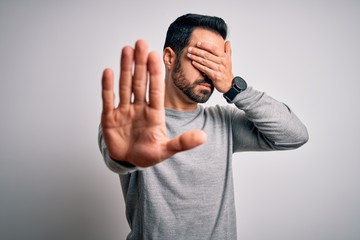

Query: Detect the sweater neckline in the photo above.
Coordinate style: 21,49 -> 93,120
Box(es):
165,105 -> 202,118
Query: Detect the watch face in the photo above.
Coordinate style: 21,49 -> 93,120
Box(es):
234,77 -> 247,91
223,76 -> 247,103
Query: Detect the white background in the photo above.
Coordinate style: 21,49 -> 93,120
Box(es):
1,0 -> 359,239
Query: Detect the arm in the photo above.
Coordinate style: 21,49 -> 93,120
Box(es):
230,86 -> 309,151
187,40 -> 308,151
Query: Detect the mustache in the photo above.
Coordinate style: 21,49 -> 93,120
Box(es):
194,77 -> 213,86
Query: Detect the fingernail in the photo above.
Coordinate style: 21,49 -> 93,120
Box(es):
188,47 -> 193,52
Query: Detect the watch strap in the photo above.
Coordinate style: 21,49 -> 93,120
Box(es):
223,87 -> 240,103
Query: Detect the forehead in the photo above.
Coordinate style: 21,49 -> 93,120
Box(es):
188,28 -> 225,48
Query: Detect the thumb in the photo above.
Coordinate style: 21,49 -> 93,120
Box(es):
165,130 -> 207,155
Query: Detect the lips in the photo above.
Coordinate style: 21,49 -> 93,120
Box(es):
199,83 -> 212,89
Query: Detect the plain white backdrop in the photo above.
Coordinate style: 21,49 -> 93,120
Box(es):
1,0 -> 359,239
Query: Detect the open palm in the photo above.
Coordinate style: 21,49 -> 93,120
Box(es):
101,40 -> 206,168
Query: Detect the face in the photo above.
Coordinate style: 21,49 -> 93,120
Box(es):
171,56 -> 214,103
171,28 -> 225,103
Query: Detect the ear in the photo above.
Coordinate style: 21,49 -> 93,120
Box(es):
163,47 -> 176,69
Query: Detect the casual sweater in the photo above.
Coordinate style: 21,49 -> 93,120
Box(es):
98,86 -> 309,240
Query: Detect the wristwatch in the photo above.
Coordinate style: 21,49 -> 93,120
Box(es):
223,76 -> 247,103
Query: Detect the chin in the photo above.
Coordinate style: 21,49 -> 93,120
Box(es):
194,93 -> 212,103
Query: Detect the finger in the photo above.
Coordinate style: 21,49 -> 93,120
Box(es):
188,45 -> 220,64
191,60 -> 217,79
133,40 -> 148,104
187,52 -> 219,71
196,41 -> 223,56
102,68 -> 115,115
119,46 -> 134,107
165,130 -> 207,154
148,51 -> 164,109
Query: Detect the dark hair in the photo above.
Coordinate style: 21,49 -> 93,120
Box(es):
163,13 -> 228,58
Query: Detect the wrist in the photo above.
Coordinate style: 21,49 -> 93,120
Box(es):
111,158 -> 137,168
108,153 -> 137,168
224,74 -> 234,92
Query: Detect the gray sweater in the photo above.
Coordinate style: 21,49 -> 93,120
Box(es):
98,86 -> 308,240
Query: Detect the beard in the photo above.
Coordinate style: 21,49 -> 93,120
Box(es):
171,58 -> 214,103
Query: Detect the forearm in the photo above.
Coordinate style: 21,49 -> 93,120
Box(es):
232,86 -> 309,150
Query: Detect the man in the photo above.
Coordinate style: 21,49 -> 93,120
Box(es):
98,13 -> 308,240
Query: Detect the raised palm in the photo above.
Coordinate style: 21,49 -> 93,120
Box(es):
101,40 -> 206,168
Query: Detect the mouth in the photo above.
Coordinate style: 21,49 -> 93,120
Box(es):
195,78 -> 213,89
198,83 -> 213,90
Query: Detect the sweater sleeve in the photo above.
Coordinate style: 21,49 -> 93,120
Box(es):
98,125 -> 138,174
230,86 -> 309,152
